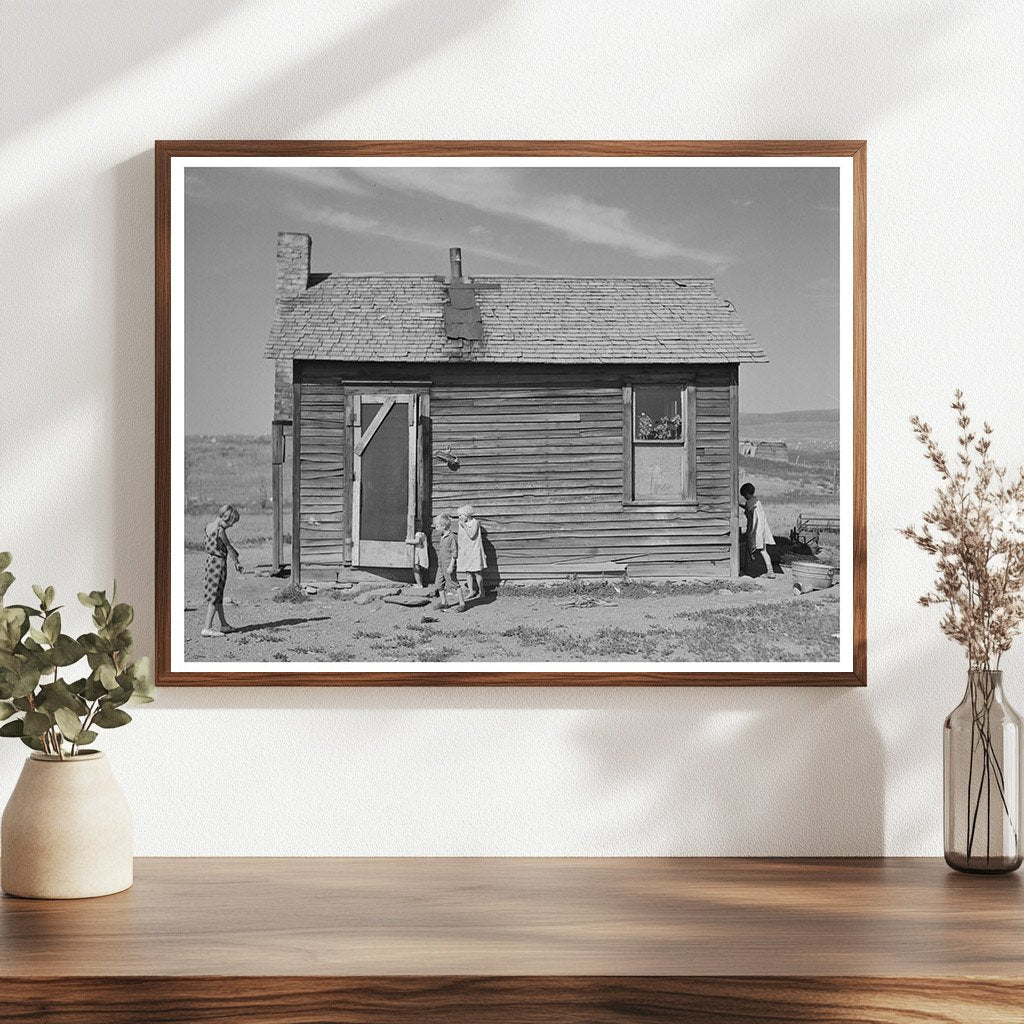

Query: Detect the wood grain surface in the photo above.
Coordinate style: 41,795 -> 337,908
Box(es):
2,857 -> 1020,1023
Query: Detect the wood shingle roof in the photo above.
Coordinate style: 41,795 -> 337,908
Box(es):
266,274 -> 767,365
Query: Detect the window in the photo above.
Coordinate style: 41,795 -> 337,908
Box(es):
625,384 -> 696,502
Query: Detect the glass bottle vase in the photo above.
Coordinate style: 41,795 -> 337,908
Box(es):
944,669 -> 1023,873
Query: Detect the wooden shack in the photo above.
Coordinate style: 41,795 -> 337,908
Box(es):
266,235 -> 767,585
740,439 -> 789,461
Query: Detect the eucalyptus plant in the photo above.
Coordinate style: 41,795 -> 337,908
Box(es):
0,552 -> 153,759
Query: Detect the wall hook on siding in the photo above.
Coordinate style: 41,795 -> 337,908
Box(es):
434,446 -> 460,470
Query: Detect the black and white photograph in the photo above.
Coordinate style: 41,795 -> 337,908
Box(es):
163,149 -> 860,681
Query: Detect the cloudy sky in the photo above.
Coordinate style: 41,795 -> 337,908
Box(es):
184,163 -> 839,434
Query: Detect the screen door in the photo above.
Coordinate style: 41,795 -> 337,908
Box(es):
351,394 -> 418,567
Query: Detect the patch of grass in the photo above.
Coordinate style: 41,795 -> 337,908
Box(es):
502,577 -> 758,600
353,629 -> 383,639
292,644 -> 328,656
495,597 -> 840,663
272,586 -> 310,604
371,633 -> 417,651
416,645 -> 461,663
185,434 -> 292,515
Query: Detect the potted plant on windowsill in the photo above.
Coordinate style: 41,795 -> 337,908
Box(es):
0,553 -> 153,898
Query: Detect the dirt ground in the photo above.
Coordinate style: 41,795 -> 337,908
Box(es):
183,542 -> 840,665
182,431 -> 843,666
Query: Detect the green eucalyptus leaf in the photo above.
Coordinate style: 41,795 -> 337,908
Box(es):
83,675 -> 108,701
28,627 -> 49,646
0,606 -> 27,651
12,697 -> 33,712
0,572 -> 14,601
79,634 -> 111,655
42,611 -> 60,644
37,679 -> 88,716
31,584 -> 47,608
53,707 -> 84,741
50,635 -> 85,667
104,685 -> 132,709
74,730 -> 98,746
0,718 -> 24,737
98,663 -> 118,690
78,592 -> 99,608
19,734 -> 45,752
44,586 -> 55,608
0,552 -> 11,573
128,656 -> 154,700
0,701 -> 15,721
9,604 -> 43,619
93,705 -> 131,729
11,665 -> 41,699
22,710 -> 50,738
110,603 -> 133,629
0,651 -> 18,674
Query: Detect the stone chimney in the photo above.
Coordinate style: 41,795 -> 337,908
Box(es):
276,232 -> 311,302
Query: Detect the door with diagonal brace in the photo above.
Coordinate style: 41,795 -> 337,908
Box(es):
351,394 -> 418,568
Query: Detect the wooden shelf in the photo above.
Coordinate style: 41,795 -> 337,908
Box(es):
2,857 -> 1022,1022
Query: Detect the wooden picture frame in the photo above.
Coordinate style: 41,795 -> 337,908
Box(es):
156,140 -> 866,686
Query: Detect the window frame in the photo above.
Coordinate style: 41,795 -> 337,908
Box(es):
622,383 -> 698,506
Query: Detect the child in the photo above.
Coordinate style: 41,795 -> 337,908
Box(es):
740,482 -> 776,579
456,504 -> 486,600
431,514 -> 465,612
405,530 -> 429,588
202,504 -> 244,637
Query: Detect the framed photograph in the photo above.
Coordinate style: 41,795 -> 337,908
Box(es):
156,141 -> 865,686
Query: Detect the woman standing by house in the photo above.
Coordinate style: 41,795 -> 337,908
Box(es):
456,504 -> 486,600
201,503 -> 244,637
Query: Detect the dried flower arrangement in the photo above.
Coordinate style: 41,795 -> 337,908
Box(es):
902,391 -> 1024,667
903,391 -> 1024,869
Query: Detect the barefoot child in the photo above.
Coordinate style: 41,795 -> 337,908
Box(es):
431,514 -> 465,612
739,482 -> 776,579
456,504 -> 486,600
202,504 -> 244,637
405,530 -> 429,588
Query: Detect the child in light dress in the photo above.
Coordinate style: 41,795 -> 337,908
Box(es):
740,482 -> 776,579
405,531 -> 429,588
456,504 -> 486,600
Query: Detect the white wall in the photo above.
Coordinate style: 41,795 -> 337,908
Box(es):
2,0 -> 1022,855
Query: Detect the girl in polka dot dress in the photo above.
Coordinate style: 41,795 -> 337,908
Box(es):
202,504 -> 244,637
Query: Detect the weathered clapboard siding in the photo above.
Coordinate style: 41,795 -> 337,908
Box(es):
297,378 -> 348,565
295,361 -> 737,579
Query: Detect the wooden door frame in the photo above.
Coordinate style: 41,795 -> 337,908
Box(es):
350,392 -> 419,568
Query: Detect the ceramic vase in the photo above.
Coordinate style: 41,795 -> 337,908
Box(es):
1,751 -> 133,898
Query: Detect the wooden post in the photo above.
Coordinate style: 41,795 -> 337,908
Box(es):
621,385 -> 633,502
271,422 -> 284,574
685,383 -> 697,501
291,375 -> 302,589
729,365 -> 740,578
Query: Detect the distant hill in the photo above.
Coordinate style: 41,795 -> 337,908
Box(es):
739,408 -> 839,449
